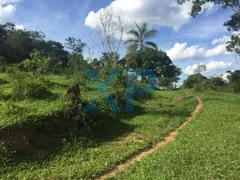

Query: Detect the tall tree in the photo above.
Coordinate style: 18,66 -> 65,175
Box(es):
123,48 -> 181,85
194,64 -> 207,89
0,22 -> 69,68
194,64 -> 207,75
227,70 -> 240,83
177,0 -> 240,57
0,25 -> 7,47
1,29 -> 33,63
100,52 -> 120,66
39,40 -> 69,66
125,22 -> 158,52
91,8 -> 125,64
65,37 -> 87,69
182,74 -> 207,89
65,37 -> 86,55
65,37 -> 88,82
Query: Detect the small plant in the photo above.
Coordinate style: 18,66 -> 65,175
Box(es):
6,50 -> 53,100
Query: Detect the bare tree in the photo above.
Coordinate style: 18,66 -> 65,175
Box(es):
85,43 -> 96,64
91,8 -> 125,64
194,64 -> 207,86
194,64 -> 207,75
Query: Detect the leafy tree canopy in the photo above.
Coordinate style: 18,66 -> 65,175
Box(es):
125,22 -> 158,52
65,37 -> 86,55
123,48 -> 182,82
178,0 -> 240,56
0,23 -> 80,68
182,74 -> 207,89
227,70 -> 240,83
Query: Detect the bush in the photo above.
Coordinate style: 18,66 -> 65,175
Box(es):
193,77 -> 226,92
0,56 -> 7,72
7,65 -> 52,100
5,49 -> 59,100
158,77 -> 175,89
108,69 -> 152,111
182,74 -> 207,89
91,65 -> 129,112
227,82 -> 240,93
109,71 -> 127,111
20,49 -> 51,75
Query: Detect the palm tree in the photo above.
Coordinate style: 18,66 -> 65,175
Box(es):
125,22 -> 158,51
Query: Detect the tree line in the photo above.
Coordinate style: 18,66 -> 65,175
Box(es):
0,21 -> 182,89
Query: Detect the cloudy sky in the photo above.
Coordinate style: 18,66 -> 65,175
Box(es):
1,0 -> 240,83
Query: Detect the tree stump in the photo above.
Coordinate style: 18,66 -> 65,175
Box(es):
64,83 -> 81,104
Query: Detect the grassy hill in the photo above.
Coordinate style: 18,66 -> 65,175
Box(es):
0,73 -> 197,179
113,92 -> 240,179
1,72 -> 239,179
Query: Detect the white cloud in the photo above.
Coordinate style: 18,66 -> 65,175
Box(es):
222,72 -> 230,82
184,61 -> 232,75
184,63 -> 204,75
16,24 -> 24,30
166,38 -> 231,61
205,44 -> 226,57
85,0 -> 215,32
212,35 -> 230,45
207,61 -> 232,72
201,2 -> 218,15
0,0 -> 21,5
212,32 -> 240,45
0,0 -> 21,24
166,43 -> 206,61
0,4 -> 16,24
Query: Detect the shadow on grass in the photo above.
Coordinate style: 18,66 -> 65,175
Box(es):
29,90 -> 59,101
0,103 -> 146,171
0,78 -> 8,85
0,93 -> 11,101
0,88 -> 60,101
0,91 -> 59,101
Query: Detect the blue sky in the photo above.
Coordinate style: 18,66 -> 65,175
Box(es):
1,0 -> 240,83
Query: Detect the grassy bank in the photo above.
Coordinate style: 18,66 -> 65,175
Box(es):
0,73 -> 197,179
113,92 -> 240,179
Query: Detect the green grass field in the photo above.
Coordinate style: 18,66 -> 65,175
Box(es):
113,92 -> 240,179
1,72 -> 239,179
0,73 -> 197,179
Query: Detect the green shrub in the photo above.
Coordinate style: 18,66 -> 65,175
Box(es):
193,77 -> 225,92
227,82 -> 240,93
20,49 -> 51,75
4,49 -> 58,100
0,78 -> 8,85
0,56 -> 7,72
7,65 -> 52,100
109,72 -> 127,111
183,74 -> 207,89
158,77 -> 175,89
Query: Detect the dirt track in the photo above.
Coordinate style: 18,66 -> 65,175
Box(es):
96,96 -> 203,180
